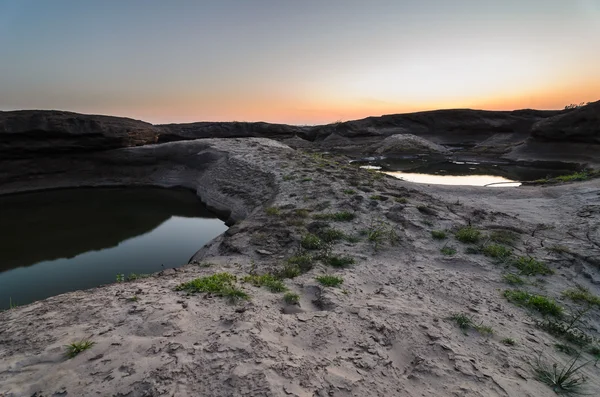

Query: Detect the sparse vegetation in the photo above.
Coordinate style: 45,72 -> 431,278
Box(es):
326,254 -> 355,268
441,246 -> 457,256
300,177 -> 313,182
512,256 -> 554,276
277,264 -> 302,279
316,275 -> 343,287
283,292 -> 300,305
317,228 -> 346,243
363,220 -> 400,248
489,230 -> 519,245
503,273 -> 525,285
65,340 -> 95,358
501,338 -> 516,346
449,313 -> 494,336
562,286 -> 600,307
482,244 -> 512,260
243,274 -> 287,293
342,189 -> 356,195
395,197 -> 408,204
265,207 -> 281,216
555,343 -> 578,356
537,318 -> 594,347
431,230 -> 447,240
455,226 -> 481,244
503,290 -> 563,317
533,354 -> 589,394
287,253 -> 313,272
533,170 -> 599,185
301,233 -> 324,250
175,273 -> 249,301
417,205 -> 436,215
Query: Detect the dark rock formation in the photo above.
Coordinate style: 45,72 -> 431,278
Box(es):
158,121 -> 313,142
0,110 -> 160,158
531,100 -> 600,143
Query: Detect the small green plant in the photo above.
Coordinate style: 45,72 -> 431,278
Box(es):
277,264 -> 301,279
503,273 -> 525,285
489,230 -> 519,245
450,313 -> 473,331
503,290 -> 563,317
549,244 -> 571,254
363,220 -> 399,249
342,189 -> 356,195
317,228 -> 346,243
301,177 -> 313,182
533,354 -> 589,394
431,230 -> 447,240
562,286 -> 600,307
243,274 -> 287,293
441,246 -> 457,256
512,256 -> 554,276
482,244 -> 512,260
455,226 -> 481,244
175,273 -> 249,301
265,207 -> 280,216
501,338 -> 516,346
126,273 -> 150,281
116,273 -> 125,283
370,195 -> 385,201
287,253 -> 313,272
395,197 -> 408,204
127,296 -> 139,302
283,292 -> 300,305
316,275 -> 343,287
294,209 -> 310,218
65,340 -> 95,358
301,233 -> 324,250
326,255 -> 355,268
8,297 -> 18,309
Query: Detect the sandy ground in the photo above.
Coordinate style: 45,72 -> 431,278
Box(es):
1,138 -> 599,396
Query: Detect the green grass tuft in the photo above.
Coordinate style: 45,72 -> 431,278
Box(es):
441,246 -> 457,256
176,273 -> 249,301
277,264 -> 302,279
501,338 -> 516,346
489,230 -> 519,245
316,275 -> 344,287
342,189 -> 356,195
533,354 -> 589,394
431,230 -> 447,240
243,274 -> 287,293
265,207 -> 280,216
512,256 -> 554,276
301,233 -> 325,250
503,273 -> 525,285
482,244 -> 512,260
326,255 -> 355,268
503,289 -> 562,317
455,226 -> 481,244
562,286 -> 600,307
287,253 -> 313,272
283,292 -> 300,305
65,340 -> 95,358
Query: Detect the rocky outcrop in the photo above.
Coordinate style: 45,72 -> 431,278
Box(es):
531,100 -> 600,143
368,134 -> 449,155
158,121 -> 312,142
0,110 -> 160,158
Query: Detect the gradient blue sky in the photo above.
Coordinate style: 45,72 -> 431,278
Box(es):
1,0 -> 599,124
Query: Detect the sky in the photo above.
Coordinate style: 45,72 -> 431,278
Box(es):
0,0 -> 599,125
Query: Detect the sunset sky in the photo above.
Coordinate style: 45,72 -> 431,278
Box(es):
1,0 -> 599,125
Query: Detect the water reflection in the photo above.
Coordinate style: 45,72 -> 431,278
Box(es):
0,188 -> 227,309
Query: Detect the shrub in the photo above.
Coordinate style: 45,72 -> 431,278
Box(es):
533,354 -> 589,394
277,264 -> 301,279
441,246 -> 457,256
287,254 -> 313,272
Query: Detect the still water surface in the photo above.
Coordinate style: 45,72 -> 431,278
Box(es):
0,188 -> 227,309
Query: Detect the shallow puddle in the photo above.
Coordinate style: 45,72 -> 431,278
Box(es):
0,187 -> 227,309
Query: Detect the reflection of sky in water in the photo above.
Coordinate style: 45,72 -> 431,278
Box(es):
384,171 -> 521,187
0,215 -> 226,310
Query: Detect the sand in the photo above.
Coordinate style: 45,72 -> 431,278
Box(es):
1,138 -> 599,396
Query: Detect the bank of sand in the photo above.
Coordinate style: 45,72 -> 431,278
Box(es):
1,138 -> 599,396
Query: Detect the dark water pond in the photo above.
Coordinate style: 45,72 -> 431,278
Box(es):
0,187 -> 227,310
357,156 -> 579,187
